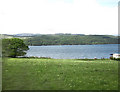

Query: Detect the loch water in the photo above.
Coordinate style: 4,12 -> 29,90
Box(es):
26,44 -> 119,59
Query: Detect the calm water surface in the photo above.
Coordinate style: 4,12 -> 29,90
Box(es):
26,44 -> 119,59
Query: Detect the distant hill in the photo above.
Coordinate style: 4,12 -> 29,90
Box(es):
0,34 -> 34,39
0,34 -> 13,39
13,33 -> 37,37
23,34 -> 119,46
1,34 -> 119,45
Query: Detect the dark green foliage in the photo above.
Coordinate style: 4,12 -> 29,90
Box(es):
110,56 -> 120,61
24,34 -> 118,46
2,38 -> 29,58
110,56 -> 114,60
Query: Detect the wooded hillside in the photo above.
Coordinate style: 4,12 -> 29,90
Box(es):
24,34 -> 118,46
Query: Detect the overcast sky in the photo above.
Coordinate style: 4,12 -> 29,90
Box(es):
0,0 -> 119,35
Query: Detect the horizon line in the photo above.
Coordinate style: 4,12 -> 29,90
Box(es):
0,33 -> 119,36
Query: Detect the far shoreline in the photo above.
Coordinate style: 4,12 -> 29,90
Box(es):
28,43 -> 119,46
4,57 -> 115,60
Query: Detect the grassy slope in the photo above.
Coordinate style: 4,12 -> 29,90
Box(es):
2,58 -> 118,90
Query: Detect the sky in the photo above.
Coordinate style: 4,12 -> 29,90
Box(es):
0,0 -> 119,35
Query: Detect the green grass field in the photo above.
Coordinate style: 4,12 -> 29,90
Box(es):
2,58 -> 118,90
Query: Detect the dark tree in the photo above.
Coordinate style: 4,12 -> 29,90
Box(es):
2,38 -> 29,58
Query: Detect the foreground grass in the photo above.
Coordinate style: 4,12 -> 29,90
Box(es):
2,58 -> 118,90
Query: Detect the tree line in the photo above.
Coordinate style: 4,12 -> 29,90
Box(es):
24,34 -> 119,46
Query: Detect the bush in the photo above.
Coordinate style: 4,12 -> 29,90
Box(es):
110,56 -> 114,60
110,56 -> 120,61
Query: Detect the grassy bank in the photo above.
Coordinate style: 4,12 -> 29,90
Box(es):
2,58 -> 118,90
